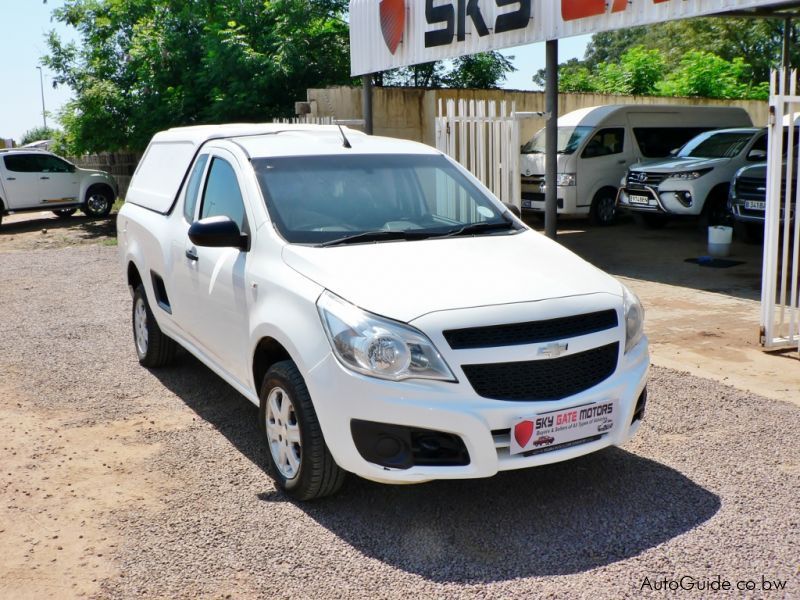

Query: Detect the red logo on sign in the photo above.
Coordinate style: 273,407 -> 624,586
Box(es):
514,420 -> 534,448
563,0 -> 671,21
380,0 -> 405,55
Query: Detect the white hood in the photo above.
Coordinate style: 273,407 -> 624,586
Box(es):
520,153 -> 572,176
282,230 -> 622,322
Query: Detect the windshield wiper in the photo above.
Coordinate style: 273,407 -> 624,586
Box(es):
318,230 -> 431,247
437,221 -> 516,238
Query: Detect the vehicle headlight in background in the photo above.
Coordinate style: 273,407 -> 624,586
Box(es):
622,284 -> 645,354
556,173 -> 577,186
317,291 -> 456,382
667,168 -> 713,180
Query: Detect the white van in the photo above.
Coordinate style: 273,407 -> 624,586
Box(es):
519,105 -> 753,224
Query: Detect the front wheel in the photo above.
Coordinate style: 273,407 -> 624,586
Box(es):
83,188 -> 113,218
259,360 -> 345,500
590,189 -> 618,226
132,285 -> 177,367
53,208 -> 77,219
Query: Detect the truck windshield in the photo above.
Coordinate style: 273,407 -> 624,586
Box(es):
678,131 -> 757,159
253,154 -> 516,245
521,126 -> 594,155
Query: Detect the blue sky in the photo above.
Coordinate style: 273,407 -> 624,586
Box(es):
0,1 -> 590,144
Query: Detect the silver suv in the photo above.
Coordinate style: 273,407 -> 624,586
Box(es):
618,128 -> 767,228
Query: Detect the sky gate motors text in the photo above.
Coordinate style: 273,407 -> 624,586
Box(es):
424,0 -> 684,48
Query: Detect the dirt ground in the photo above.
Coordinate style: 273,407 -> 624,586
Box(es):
0,210 -> 797,598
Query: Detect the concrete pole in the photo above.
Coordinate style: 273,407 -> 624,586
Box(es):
361,74 -> 374,135
544,40 -> 559,240
36,66 -> 47,130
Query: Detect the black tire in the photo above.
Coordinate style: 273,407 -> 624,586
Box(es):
701,190 -> 732,227
53,208 -> 77,219
259,360 -> 345,500
734,220 -> 764,244
132,284 -> 177,367
83,187 -> 114,218
633,212 -> 669,229
590,189 -> 618,226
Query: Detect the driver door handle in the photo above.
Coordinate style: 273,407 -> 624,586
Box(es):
185,248 -> 198,261
40,176 -> 50,180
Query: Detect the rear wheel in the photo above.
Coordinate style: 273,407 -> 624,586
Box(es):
590,189 -> 618,226
132,285 -> 177,367
259,360 -> 345,500
53,208 -> 77,219
633,212 -> 669,229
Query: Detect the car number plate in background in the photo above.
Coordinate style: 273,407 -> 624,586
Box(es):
629,194 -> 652,206
744,200 -> 766,210
509,401 -> 616,455
522,200 -> 532,208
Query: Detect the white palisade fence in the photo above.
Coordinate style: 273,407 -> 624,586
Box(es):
435,99 -> 521,209
761,68 -> 800,355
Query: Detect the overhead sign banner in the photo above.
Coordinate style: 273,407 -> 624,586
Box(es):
350,0 -> 795,75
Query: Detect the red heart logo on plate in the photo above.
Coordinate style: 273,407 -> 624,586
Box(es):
514,420 -> 534,448
380,0 -> 405,55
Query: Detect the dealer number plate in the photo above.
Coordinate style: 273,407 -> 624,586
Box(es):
629,194 -> 653,206
744,200 -> 766,210
509,401 -> 616,455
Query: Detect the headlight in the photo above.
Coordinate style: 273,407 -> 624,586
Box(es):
317,291 -> 456,382
622,284 -> 645,354
667,168 -> 713,180
556,173 -> 577,186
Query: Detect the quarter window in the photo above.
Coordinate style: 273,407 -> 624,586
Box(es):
200,157 -> 247,230
183,154 -> 209,222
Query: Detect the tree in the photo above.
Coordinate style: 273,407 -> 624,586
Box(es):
43,0 -> 352,154
656,51 -> 770,100
380,52 -> 516,89
20,126 -> 58,145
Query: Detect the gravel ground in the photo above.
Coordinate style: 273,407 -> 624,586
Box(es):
0,244 -> 798,599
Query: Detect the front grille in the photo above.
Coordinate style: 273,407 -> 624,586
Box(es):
521,191 -> 545,202
461,342 -> 619,401
735,176 -> 768,201
627,171 -> 669,190
443,309 -> 618,350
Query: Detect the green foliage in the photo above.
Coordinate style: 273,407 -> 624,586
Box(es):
380,52 -> 515,89
656,51 -> 769,100
20,126 -> 59,146
43,0 -> 352,154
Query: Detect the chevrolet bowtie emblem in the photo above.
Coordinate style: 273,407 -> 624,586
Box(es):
539,342 -> 569,358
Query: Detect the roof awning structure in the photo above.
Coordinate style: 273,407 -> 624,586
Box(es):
350,0 -> 800,76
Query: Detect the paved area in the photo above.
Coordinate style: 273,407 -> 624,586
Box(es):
0,228 -> 798,598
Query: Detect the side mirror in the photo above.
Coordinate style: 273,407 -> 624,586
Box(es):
747,149 -> 767,161
188,216 -> 249,250
503,202 -> 521,218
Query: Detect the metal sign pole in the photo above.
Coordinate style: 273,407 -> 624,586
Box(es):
545,40 -> 559,240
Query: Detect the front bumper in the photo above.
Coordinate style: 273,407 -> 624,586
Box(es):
306,337 -> 649,484
618,186 -> 702,216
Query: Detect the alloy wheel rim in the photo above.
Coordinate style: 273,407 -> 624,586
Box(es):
88,194 -> 108,214
134,297 -> 148,356
265,386 -> 302,480
600,196 -> 616,222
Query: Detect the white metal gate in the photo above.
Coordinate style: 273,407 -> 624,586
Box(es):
761,68 -> 800,354
435,99 -> 521,208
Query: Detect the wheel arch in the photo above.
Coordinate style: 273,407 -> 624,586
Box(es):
252,337 -> 293,394
84,181 -> 116,203
127,260 -> 143,293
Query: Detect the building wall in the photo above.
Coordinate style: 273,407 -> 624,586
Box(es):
307,87 -> 769,147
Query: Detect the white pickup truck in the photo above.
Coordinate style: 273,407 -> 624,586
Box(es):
0,148 -> 117,227
118,124 -> 649,500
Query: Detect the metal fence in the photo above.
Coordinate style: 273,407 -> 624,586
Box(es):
761,68 -> 799,355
